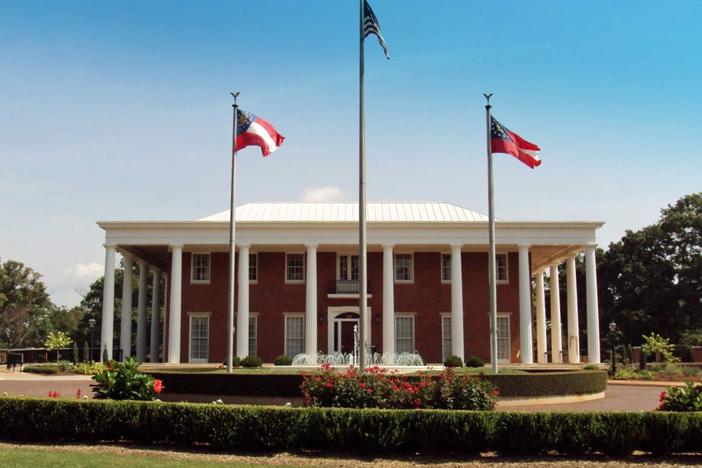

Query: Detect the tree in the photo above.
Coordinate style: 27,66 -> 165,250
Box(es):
0,260 -> 54,348
44,330 -> 72,362
597,193 -> 702,345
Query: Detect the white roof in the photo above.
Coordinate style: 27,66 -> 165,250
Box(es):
199,202 -> 490,223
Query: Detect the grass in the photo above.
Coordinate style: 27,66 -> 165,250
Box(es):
0,445 -> 292,468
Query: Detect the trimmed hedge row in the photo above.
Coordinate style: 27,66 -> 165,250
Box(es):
146,370 -> 607,398
0,397 -> 701,455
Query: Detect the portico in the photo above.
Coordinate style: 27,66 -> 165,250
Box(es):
98,202 -> 603,365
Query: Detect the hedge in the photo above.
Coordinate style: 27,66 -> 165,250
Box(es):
0,397 -> 700,455
146,370 -> 607,398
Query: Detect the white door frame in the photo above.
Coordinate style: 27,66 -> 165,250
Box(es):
327,306 -> 372,354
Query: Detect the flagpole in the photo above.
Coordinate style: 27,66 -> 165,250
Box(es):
227,91 -> 240,374
358,0 -> 368,371
484,93 -> 499,375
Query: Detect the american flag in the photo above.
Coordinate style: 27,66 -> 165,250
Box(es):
490,116 -> 541,168
363,0 -> 389,60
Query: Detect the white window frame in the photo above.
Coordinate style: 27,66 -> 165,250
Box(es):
496,253 -> 509,284
284,313 -> 305,357
248,313 -> 258,357
336,253 -> 359,281
440,253 -> 451,283
285,253 -> 305,283
190,253 -> 211,284
394,313 -> 415,354
188,312 -> 210,363
249,253 -> 258,283
441,313 -> 452,361
394,253 -> 414,283
496,312 -> 511,363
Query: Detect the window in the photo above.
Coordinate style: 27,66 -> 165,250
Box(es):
248,315 -> 258,357
286,253 -> 305,282
189,314 -> 209,362
497,314 -> 511,362
441,315 -> 452,361
337,254 -> 359,281
497,253 -> 508,283
249,253 -> 258,282
441,254 -> 451,282
284,314 -> 304,357
394,253 -> 414,282
191,253 -> 210,283
395,315 -> 415,354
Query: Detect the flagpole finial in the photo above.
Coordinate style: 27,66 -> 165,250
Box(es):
483,93 -> 493,109
230,91 -> 240,108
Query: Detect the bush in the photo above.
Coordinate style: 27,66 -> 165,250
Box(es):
221,357 -> 241,367
23,364 -> 60,375
659,382 -> 702,411
274,355 -> 293,366
92,357 -> 164,400
72,362 -> 105,375
0,397 -> 701,455
483,371 -> 608,397
465,355 -> 485,368
240,356 -> 263,368
301,365 -> 496,410
443,355 -> 463,368
583,364 -> 599,371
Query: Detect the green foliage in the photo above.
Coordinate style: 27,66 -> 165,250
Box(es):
92,357 -> 163,400
613,367 -> 654,381
0,397 -> 700,455
71,361 -> 105,375
465,355 -> 486,368
583,364 -> 599,370
23,361 -> 105,376
240,356 -> 263,368
442,355 -> 463,367
659,382 -> 702,412
273,355 -> 292,366
44,331 -> 73,362
301,365 -> 496,410
641,333 -> 678,363
483,371 -> 608,397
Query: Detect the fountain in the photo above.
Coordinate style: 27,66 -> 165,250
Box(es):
291,324 -> 425,367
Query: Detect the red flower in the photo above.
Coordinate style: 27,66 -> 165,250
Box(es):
321,362 -> 332,371
658,391 -> 667,402
359,383 -> 367,389
325,382 -> 333,389
76,388 -> 82,399
153,379 -> 164,394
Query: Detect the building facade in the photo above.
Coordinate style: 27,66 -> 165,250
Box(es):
98,202 -> 604,365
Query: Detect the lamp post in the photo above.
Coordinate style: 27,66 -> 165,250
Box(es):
608,321 -> 618,375
88,318 -> 96,362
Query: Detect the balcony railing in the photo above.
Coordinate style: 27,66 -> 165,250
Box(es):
335,280 -> 360,294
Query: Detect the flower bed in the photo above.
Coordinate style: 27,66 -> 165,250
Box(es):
0,397 -> 701,455
659,382 -> 702,411
301,365 -> 496,410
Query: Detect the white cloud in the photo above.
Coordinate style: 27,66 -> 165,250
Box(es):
300,185 -> 346,202
51,262 -> 103,306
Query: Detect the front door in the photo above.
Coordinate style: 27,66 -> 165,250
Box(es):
340,321 -> 357,354
332,312 -> 360,354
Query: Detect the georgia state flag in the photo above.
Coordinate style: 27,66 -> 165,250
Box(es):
235,109 -> 285,156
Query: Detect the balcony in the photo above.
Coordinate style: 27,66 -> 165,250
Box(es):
327,280 -> 372,298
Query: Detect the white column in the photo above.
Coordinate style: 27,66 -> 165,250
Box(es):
566,255 -> 581,364
518,245 -> 533,364
549,263 -> 563,363
136,259 -> 148,362
149,267 -> 161,362
450,244 -> 465,361
161,274 -> 168,363
236,245 -> 250,358
382,245 -> 395,358
305,244 -> 318,356
100,244 -> 116,361
119,253 -> 133,360
585,247 -> 601,364
167,245 -> 182,363
535,269 -> 548,364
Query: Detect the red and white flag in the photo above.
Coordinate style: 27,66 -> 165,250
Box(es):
235,110 -> 285,156
490,116 -> 541,168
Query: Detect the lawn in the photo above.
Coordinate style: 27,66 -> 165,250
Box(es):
0,445 -> 293,468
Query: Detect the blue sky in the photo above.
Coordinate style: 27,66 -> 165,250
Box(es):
1,0 -> 701,306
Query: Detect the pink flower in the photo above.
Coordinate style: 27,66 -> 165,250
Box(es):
153,379 -> 164,394
658,391 -> 667,402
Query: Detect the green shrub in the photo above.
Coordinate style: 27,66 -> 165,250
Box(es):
465,355 -> 485,368
221,357 -> 242,367
583,364 -> 599,371
0,397 -> 700,455
659,382 -> 702,411
92,357 -> 164,400
240,356 -> 263,368
274,355 -> 293,366
443,355 -> 463,368
23,364 -> 60,375
72,362 -> 105,375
